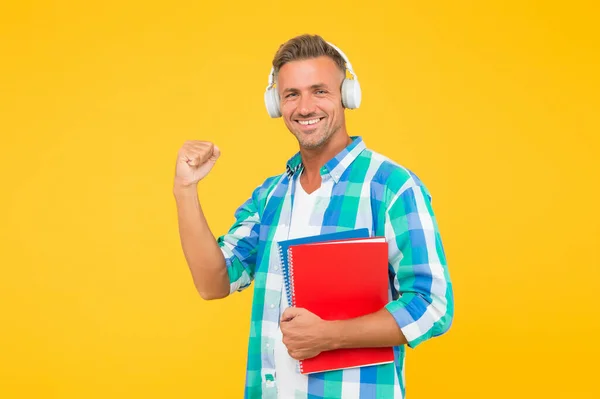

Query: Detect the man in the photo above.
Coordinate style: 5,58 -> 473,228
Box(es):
173,34 -> 453,399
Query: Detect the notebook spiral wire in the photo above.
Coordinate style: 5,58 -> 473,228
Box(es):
288,248 -> 296,307
277,244 -> 295,308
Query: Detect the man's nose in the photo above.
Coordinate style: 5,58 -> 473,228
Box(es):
298,94 -> 317,116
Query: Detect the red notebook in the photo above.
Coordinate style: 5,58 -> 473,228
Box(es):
284,236 -> 394,374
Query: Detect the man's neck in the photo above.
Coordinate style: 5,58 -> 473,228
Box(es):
299,133 -> 352,189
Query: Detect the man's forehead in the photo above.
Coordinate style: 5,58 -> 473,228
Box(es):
276,57 -> 344,87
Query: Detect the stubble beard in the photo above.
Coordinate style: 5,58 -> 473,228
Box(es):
293,121 -> 342,150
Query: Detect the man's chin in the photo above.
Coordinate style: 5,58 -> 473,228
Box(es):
296,134 -> 326,150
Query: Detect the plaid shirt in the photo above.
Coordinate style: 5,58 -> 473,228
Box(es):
217,136 -> 454,399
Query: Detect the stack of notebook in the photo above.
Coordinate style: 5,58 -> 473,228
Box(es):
277,228 -> 394,374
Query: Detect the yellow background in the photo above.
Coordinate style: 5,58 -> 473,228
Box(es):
1,1 -> 598,398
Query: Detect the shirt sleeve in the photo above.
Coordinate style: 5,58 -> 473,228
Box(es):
383,182 -> 454,348
217,189 -> 262,295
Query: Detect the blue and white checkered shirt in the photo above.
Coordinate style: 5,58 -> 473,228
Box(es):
217,136 -> 454,398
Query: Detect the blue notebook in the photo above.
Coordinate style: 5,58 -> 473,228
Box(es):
277,228 -> 370,308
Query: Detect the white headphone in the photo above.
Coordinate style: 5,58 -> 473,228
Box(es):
264,41 -> 362,118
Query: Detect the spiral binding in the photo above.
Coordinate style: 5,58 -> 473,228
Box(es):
290,247 -> 302,372
292,248 -> 302,375
277,243 -> 295,308
291,246 -> 302,373
287,248 -> 296,308
278,243 -> 302,373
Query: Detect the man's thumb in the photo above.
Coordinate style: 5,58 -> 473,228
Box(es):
281,307 -> 300,322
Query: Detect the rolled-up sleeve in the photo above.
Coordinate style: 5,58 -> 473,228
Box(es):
217,191 -> 261,295
383,182 -> 454,348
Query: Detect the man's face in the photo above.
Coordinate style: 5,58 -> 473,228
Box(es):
276,56 -> 346,150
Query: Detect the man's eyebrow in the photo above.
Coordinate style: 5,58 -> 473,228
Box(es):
282,83 -> 329,93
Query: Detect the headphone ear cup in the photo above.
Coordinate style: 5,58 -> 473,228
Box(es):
264,88 -> 282,118
341,79 -> 362,109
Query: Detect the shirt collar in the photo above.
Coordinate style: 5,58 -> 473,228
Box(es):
285,136 -> 366,183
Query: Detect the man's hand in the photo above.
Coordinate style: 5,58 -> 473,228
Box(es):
174,141 -> 221,188
280,307 -> 337,361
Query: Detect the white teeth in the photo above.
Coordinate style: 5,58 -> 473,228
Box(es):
298,118 -> 321,125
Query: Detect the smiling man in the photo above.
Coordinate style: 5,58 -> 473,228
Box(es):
173,34 -> 454,399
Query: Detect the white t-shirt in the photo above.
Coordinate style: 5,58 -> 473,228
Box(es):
274,173 -> 321,398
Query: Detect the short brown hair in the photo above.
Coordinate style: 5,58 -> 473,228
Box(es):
271,34 -> 346,78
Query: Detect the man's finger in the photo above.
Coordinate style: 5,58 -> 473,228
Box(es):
211,144 -> 221,160
185,153 -> 201,166
281,306 -> 302,322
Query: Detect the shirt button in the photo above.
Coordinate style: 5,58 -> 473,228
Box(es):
274,266 -> 279,271
270,304 -> 275,309
266,343 -> 270,348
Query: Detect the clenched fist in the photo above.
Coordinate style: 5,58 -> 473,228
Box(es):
174,141 -> 221,188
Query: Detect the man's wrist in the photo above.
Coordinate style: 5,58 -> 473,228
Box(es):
324,320 -> 344,351
173,180 -> 198,197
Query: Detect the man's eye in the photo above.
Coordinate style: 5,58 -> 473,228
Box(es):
286,93 -> 297,98
316,90 -> 327,94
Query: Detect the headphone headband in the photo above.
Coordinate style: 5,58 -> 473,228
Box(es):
266,41 -> 357,90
